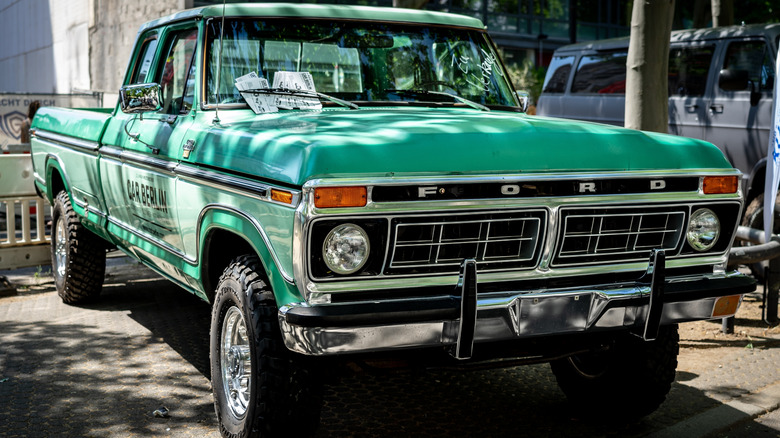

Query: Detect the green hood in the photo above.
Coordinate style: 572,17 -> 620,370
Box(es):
188,107 -> 732,186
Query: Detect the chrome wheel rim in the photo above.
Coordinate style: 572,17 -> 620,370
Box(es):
221,305 -> 252,418
54,216 -> 68,280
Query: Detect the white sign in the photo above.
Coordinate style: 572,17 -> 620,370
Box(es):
235,72 -> 277,114
764,47 -> 780,243
271,71 -> 321,110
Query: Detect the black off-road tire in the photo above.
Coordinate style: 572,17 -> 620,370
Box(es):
51,191 -> 106,304
741,192 -> 780,282
210,255 -> 322,438
550,325 -> 679,420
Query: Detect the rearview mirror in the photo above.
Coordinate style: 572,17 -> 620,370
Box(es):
119,83 -> 162,114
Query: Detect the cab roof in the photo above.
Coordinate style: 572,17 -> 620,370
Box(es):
554,22 -> 780,54
139,2 -> 486,33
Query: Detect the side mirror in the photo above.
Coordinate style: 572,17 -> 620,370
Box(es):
718,69 -> 750,92
119,83 -> 162,114
516,90 -> 530,113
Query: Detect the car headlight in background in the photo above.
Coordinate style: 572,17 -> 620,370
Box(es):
322,223 -> 370,274
687,208 -> 720,251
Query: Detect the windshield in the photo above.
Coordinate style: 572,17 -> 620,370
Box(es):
205,18 -> 517,108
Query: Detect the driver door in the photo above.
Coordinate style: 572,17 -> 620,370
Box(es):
100,23 -> 198,276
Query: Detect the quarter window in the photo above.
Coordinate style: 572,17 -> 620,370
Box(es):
571,51 -> 627,94
130,36 -> 159,84
542,55 -> 574,93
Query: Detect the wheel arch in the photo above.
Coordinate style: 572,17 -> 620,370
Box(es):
198,206 -> 300,306
45,155 -> 71,203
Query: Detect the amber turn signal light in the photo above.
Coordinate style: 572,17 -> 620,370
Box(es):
712,294 -> 742,318
271,189 -> 294,204
703,176 -> 738,194
314,186 -> 367,208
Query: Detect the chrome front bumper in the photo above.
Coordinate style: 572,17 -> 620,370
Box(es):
278,251 -> 755,357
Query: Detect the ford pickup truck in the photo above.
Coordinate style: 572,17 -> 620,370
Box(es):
30,3 -> 755,437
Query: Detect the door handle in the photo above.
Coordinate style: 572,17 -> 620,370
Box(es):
685,104 -> 698,113
710,104 -> 724,114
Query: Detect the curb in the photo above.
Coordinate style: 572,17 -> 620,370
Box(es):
649,381 -> 780,438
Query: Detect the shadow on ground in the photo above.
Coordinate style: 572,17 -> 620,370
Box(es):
1,264 -> 776,437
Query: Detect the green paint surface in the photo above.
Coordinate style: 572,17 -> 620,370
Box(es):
187,108 -> 732,187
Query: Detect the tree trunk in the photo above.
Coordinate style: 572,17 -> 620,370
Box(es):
711,0 -> 735,27
624,0 -> 675,133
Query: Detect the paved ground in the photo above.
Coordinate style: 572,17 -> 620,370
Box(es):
2,257 -> 780,437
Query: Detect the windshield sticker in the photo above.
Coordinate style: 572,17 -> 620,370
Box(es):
272,71 -> 322,110
235,72 -> 278,114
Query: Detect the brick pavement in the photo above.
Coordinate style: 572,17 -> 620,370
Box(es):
1,258 -> 780,437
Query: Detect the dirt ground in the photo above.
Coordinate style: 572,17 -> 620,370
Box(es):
677,284 -> 780,375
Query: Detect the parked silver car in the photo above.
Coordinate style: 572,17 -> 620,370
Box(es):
538,24 -> 780,224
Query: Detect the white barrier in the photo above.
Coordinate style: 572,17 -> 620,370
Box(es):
0,153 -> 51,270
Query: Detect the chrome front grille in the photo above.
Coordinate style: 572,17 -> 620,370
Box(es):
386,210 -> 547,274
553,206 -> 687,266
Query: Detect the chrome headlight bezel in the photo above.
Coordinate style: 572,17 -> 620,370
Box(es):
322,223 -> 371,275
687,208 -> 721,252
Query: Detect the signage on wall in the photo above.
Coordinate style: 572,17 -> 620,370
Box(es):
0,93 -> 103,150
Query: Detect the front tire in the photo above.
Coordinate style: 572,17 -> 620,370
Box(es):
210,255 -> 322,438
550,325 -> 679,419
51,191 -> 106,304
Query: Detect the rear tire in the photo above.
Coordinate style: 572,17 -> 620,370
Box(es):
550,325 -> 679,420
51,191 -> 106,304
210,255 -> 322,438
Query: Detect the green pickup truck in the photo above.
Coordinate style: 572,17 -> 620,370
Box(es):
31,3 -> 755,436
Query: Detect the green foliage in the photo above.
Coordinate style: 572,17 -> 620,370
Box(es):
505,58 -> 546,106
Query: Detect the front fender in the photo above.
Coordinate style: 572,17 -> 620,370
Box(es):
198,206 -> 302,306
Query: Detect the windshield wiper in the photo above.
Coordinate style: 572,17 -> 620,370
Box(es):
242,87 -> 359,110
384,89 -> 490,112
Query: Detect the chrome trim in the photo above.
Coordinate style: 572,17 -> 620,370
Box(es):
108,216 -> 192,262
198,204 -> 295,283
176,165 -> 270,200
296,172 -> 744,299
279,271 -> 748,356
73,197 -> 107,219
304,254 -> 729,295
33,172 -> 46,185
100,144 -> 301,207
107,203 -> 295,284
33,129 -> 100,153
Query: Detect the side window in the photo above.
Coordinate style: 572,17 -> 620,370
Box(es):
668,45 -> 714,97
542,55 -> 574,93
155,27 -> 198,114
130,36 -> 159,84
571,51 -> 627,94
721,40 -> 775,92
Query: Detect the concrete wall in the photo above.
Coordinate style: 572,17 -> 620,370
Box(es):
0,0 -> 58,93
90,0 -> 193,98
0,0 -> 192,99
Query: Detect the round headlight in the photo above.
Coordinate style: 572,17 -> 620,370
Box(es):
322,224 -> 370,275
687,208 -> 720,251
